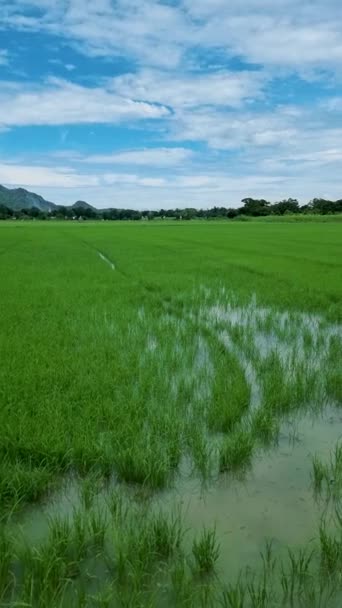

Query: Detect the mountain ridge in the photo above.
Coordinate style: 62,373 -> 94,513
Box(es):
0,185 -> 96,212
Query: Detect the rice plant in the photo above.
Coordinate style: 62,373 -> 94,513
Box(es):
88,509 -> 108,549
219,428 -> 254,473
0,526 -> 13,600
312,442 -> 342,501
251,407 -> 280,446
312,455 -> 328,494
192,527 -> 220,575
0,221 -> 341,605
221,582 -> 246,608
319,522 -> 342,575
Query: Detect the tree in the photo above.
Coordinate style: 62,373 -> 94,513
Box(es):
308,198 -> 336,214
271,198 -> 300,215
0,205 -> 12,219
241,198 -> 271,216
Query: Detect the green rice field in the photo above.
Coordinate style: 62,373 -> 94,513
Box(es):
0,220 -> 342,607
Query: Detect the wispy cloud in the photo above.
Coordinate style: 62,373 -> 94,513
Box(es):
78,148 -> 193,167
2,1 -> 342,72
0,78 -> 169,128
0,1 -> 341,207
112,69 -> 265,109
0,162 -> 99,188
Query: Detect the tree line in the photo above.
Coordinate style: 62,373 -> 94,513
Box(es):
1,197 -> 342,221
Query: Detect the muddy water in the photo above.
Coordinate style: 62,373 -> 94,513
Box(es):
158,407 -> 342,578
15,406 -> 342,581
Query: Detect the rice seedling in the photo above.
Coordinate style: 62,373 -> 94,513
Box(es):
312,455 -> 328,494
246,577 -> 272,608
19,542 -> 70,604
148,511 -> 183,560
88,509 -> 108,549
170,557 -> 194,606
251,406 -> 280,446
192,527 -> 220,575
221,582 -> 246,608
0,458 -> 54,512
0,525 -> 13,600
110,506 -> 184,595
326,370 -> 342,405
72,509 -> 88,560
259,351 -> 294,414
114,441 -> 172,489
219,428 -> 254,473
319,522 -> 342,575
80,471 -> 102,510
88,583 -> 115,608
186,423 -> 213,478
280,547 -> 314,603
312,442 -> 342,501
0,220 -> 341,605
106,489 -> 127,523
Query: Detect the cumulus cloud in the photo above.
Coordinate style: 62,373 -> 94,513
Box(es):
164,105 -> 300,150
112,69 -> 265,109
0,78 -> 169,128
0,1 -> 341,208
2,1 -> 342,72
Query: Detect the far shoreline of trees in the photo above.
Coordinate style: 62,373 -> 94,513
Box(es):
1,197 -> 342,221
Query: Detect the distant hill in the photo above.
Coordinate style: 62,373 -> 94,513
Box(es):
71,200 -> 97,211
0,185 -> 57,211
0,186 -> 98,213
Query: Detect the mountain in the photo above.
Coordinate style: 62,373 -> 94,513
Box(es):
0,186 -> 98,213
0,185 -> 56,211
71,200 -> 97,211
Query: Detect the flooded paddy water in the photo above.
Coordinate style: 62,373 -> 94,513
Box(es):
161,408 -> 342,578
14,406 -> 342,580
2,286 -> 342,605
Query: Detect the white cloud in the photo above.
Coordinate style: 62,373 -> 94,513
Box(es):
103,173 -> 167,187
112,69 -> 265,109
0,162 -> 99,188
29,170 -> 342,210
185,0 -> 342,71
48,58 -> 76,71
1,1 -> 341,209
2,151 -> 341,209
2,1 -> 342,72
80,147 -> 193,167
1,0 -> 191,68
0,78 -> 169,128
165,105 -> 300,150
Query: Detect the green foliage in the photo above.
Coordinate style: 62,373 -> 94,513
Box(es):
251,406 -> 280,446
219,428 -> 254,473
0,458 -> 54,511
192,527 -> 220,575
319,523 -> 342,575
0,526 -> 12,600
208,351 -> 250,434
0,221 -> 341,606
312,442 -> 342,501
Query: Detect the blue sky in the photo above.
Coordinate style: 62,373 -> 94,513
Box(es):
0,0 -> 341,209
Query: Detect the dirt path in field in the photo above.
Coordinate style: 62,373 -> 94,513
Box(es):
97,251 -> 115,270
